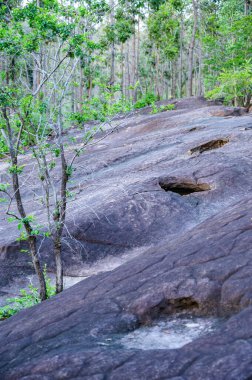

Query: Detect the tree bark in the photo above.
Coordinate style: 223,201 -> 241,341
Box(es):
171,61 -> 176,98
197,40 -> 203,96
187,0 -> 198,97
121,43 -> 124,97
54,236 -> 63,294
53,109 -> 68,294
110,0 -> 115,86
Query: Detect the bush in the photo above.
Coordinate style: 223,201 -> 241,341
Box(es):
0,266 -> 55,320
69,96 -> 134,125
150,102 -> 176,114
206,62 -> 252,107
134,92 -> 157,109
0,135 -> 9,158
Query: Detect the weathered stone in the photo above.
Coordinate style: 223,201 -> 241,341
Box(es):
1,98 -> 252,379
210,106 -> 247,117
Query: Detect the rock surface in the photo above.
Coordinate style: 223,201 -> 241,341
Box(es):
1,98 -> 252,379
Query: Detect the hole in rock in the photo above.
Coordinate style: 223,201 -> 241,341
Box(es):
119,314 -> 224,350
189,138 -> 229,155
159,181 -> 211,196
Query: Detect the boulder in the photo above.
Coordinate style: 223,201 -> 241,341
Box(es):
1,98 -> 252,378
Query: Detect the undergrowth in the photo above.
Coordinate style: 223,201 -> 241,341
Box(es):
0,266 -> 55,320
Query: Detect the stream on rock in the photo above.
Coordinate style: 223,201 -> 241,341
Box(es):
98,315 -> 225,350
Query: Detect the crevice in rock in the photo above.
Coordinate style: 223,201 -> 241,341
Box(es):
159,180 -> 211,196
139,297 -> 200,325
187,126 -> 204,133
189,138 -> 229,155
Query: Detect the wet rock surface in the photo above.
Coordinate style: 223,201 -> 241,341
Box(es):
1,97 -> 252,378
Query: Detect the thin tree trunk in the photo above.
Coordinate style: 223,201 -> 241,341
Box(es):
134,17 -> 140,102
29,236 -> 47,300
126,39 -> 131,100
110,0 -> 115,86
79,61 -> 84,111
53,108 -> 68,294
171,61 -> 176,98
179,14 -> 184,98
244,0 -> 249,15
155,50 -> 160,99
198,40 -> 203,96
121,43 -> 124,97
2,108 -> 47,301
132,25 -> 136,100
54,236 -> 63,294
187,0 -> 198,97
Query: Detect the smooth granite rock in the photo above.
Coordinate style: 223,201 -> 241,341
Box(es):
1,97 -> 252,379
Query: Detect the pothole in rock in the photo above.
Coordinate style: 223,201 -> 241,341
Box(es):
116,315 -> 224,350
159,181 -> 211,196
189,138 -> 229,155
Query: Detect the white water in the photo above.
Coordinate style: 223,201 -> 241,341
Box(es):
120,315 -> 222,350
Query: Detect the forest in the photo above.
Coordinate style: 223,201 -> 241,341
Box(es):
0,0 -> 251,314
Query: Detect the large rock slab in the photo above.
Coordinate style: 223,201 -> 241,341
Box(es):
1,97 -> 252,378
1,199 -> 252,379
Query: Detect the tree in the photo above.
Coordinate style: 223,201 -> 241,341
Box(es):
0,0 -> 107,297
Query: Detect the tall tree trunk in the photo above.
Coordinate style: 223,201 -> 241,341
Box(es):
53,108 -> 68,294
197,40 -> 203,96
245,0 -> 249,15
171,61 -> 176,98
79,61 -> 84,112
110,0 -> 115,86
155,49 -> 160,99
134,17 -> 140,102
121,43 -> 124,98
126,39 -> 131,100
179,14 -> 184,98
132,25 -> 136,100
187,0 -> 198,97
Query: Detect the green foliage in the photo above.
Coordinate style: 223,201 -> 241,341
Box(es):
0,183 -> 10,192
150,102 -> 175,114
104,8 -> 135,45
0,285 -> 40,320
70,85 -> 134,124
147,1 -> 181,59
0,182 -> 9,203
161,103 -> 175,111
0,135 -> 8,158
8,164 -> 25,174
206,62 -> 252,106
203,2 -> 252,102
0,266 -> 55,320
134,92 -> 157,109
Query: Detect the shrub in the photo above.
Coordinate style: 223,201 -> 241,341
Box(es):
134,92 -> 157,109
0,266 -> 55,320
150,102 -> 176,114
0,135 -> 9,158
206,62 -> 252,107
69,96 -> 134,125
